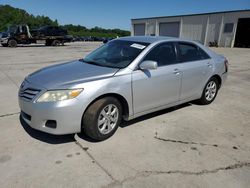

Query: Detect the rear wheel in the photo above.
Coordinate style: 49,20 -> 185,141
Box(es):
52,40 -> 60,46
199,77 -> 219,105
8,39 -> 17,47
82,97 -> 122,141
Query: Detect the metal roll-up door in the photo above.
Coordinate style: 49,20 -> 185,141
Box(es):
159,22 -> 180,37
134,24 -> 145,36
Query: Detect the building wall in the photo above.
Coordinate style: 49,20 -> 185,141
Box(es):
146,19 -> 157,36
181,15 -> 207,43
206,14 -> 222,46
131,10 -> 250,47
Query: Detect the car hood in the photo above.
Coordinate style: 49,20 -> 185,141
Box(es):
26,60 -> 119,89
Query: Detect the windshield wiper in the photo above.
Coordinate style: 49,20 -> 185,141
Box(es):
81,58 -> 124,69
81,59 -> 102,66
81,58 -> 119,69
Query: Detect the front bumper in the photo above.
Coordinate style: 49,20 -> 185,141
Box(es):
1,38 -> 8,44
19,97 -> 85,135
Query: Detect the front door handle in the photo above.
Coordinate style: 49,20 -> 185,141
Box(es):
173,68 -> 180,75
207,62 -> 212,68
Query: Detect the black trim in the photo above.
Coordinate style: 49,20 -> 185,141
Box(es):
21,111 -> 31,121
45,120 -> 57,129
135,40 -> 212,70
175,42 -> 211,63
141,41 -> 178,67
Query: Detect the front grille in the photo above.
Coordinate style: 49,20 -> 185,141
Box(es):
19,88 -> 41,101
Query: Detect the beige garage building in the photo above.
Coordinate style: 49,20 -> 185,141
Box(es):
131,10 -> 250,48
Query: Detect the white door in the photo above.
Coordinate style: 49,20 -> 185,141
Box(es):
134,24 -> 146,36
159,22 -> 180,37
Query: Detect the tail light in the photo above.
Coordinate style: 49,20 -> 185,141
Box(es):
224,59 -> 229,72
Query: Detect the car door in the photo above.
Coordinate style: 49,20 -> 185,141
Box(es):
176,42 -> 213,100
132,42 -> 182,114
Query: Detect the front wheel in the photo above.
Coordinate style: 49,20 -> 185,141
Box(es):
82,97 -> 122,141
199,77 -> 219,105
8,39 -> 17,47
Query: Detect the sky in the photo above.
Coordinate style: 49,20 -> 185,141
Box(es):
1,0 -> 250,30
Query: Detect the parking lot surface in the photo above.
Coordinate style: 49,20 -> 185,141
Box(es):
0,42 -> 249,188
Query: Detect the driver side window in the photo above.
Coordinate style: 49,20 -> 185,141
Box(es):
143,42 -> 177,67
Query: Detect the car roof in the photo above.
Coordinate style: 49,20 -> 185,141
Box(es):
117,36 -> 209,50
118,36 -> 175,44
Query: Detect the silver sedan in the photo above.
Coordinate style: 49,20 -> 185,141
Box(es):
19,36 -> 228,141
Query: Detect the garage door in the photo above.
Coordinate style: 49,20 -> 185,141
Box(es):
134,24 -> 145,36
159,22 -> 180,37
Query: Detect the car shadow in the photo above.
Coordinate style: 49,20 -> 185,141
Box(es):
19,102 -> 193,144
19,115 -> 76,144
120,102 -> 192,128
77,103 -> 193,142
77,132 -> 101,143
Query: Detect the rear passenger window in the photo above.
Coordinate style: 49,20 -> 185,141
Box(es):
178,43 -> 210,62
143,43 -> 177,66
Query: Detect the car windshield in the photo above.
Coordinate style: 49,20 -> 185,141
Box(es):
7,25 -> 18,33
83,40 -> 149,68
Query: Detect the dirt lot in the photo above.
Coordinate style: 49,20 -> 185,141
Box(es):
0,42 -> 249,188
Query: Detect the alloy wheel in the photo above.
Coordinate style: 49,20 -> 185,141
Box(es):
205,81 -> 217,101
97,104 -> 119,134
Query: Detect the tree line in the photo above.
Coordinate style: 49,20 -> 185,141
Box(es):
0,5 -> 130,37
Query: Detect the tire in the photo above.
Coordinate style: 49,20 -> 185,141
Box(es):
8,39 -> 17,47
199,77 -> 219,105
52,40 -> 60,46
82,97 -> 122,141
1,44 -> 8,47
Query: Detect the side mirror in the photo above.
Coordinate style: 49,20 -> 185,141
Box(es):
139,60 -> 158,70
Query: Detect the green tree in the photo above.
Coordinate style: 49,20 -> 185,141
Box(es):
0,5 -> 130,37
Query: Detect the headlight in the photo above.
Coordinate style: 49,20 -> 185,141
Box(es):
37,89 -> 83,102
